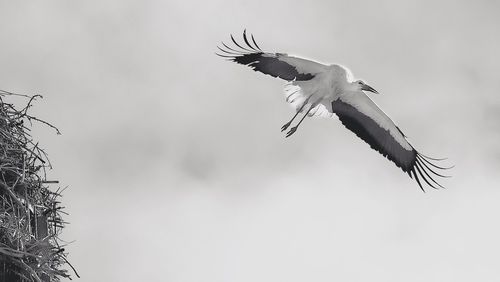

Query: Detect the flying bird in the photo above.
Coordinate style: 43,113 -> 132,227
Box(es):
216,30 -> 451,191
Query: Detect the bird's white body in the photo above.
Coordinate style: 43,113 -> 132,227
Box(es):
287,64 -> 351,114
217,31 -> 450,191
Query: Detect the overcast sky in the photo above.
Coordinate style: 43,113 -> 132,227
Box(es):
1,0 -> 500,281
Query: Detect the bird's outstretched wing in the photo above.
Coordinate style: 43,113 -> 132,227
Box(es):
330,91 -> 451,191
216,30 -> 328,81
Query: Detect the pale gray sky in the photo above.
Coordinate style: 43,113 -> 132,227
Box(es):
1,0 -> 500,281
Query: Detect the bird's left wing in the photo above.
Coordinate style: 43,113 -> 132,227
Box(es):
330,91 -> 450,191
216,30 -> 328,81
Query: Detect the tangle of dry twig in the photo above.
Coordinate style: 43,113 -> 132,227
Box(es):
0,90 -> 77,281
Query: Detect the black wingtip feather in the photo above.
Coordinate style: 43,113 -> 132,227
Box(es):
418,153 -> 448,161
251,34 -> 262,51
407,152 -> 452,191
217,46 -> 239,55
243,29 -> 258,51
411,169 -> 426,192
416,155 -> 452,177
417,153 -> 454,170
221,41 -> 244,54
415,159 -> 445,189
414,161 -> 438,190
215,52 -> 235,58
231,34 -> 254,52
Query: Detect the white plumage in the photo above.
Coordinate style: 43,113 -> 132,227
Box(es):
216,30 -> 451,191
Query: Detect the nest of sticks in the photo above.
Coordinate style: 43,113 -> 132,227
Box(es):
0,90 -> 76,281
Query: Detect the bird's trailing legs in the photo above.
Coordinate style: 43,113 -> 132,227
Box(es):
281,96 -> 311,132
285,101 -> 319,138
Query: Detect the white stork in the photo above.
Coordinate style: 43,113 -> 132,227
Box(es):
216,30 -> 451,191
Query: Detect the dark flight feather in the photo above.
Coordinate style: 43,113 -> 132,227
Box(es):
331,99 -> 449,191
216,31 -> 316,81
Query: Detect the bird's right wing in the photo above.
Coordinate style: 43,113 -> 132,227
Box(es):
216,30 -> 329,81
330,91 -> 451,191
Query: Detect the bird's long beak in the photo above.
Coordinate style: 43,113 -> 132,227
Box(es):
361,84 -> 379,94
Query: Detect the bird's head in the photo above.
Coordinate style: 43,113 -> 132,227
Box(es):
355,80 -> 379,94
